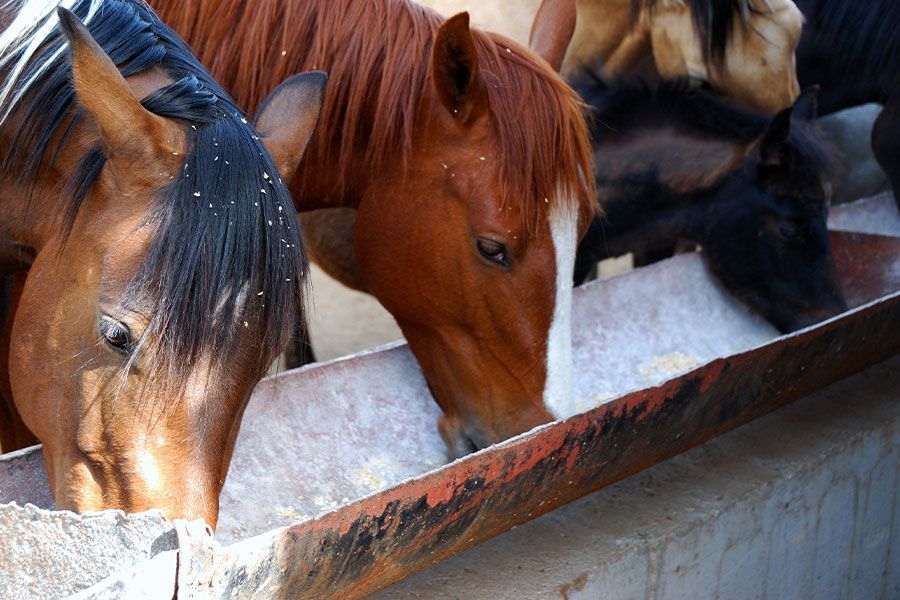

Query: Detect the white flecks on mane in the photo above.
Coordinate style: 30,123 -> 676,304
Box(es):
0,0 -> 102,122
542,187 -> 578,420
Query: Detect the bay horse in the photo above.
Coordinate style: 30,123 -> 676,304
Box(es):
794,0 -> 900,210
151,0 -> 595,456
573,73 -> 846,332
556,0 -> 803,113
0,0 -> 325,526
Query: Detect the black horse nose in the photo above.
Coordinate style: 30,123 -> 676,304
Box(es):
777,291 -> 848,333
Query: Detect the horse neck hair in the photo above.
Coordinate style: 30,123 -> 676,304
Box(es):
576,73 -> 834,218
806,0 -> 900,89
0,0 -> 102,122
152,0 -> 595,234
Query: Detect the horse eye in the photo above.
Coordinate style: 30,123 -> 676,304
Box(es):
778,222 -> 804,244
100,317 -> 132,353
477,239 -> 509,267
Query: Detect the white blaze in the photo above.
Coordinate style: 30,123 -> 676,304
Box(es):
543,194 -> 578,419
135,446 -> 162,493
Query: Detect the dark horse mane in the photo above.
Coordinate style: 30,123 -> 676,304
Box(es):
631,0 -> 760,66
801,0 -> 900,83
0,0 -> 306,385
575,71 -> 835,200
156,0 -> 594,233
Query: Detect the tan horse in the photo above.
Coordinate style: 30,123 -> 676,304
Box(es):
424,0 -> 803,113
0,1 -> 322,527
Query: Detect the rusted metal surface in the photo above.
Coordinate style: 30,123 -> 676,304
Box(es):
831,232 -> 900,307
192,237 -> 900,600
211,247 -> 780,544
1,231 -> 897,599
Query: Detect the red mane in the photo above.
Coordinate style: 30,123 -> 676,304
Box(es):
152,0 -> 595,229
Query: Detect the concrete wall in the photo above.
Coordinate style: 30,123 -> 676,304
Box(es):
374,357 -> 900,600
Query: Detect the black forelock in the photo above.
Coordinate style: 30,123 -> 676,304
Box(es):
753,118 -> 836,202
1,0 -> 307,384
631,0 -> 760,67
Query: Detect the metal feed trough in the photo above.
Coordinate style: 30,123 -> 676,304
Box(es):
0,194 -> 898,598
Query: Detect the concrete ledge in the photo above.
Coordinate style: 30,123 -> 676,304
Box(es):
0,504 -> 174,599
374,357 -> 900,600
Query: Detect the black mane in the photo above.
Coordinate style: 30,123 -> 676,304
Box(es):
797,0 -> 900,87
576,71 -> 764,142
1,0 -> 306,383
574,72 -> 834,195
631,0 -> 757,66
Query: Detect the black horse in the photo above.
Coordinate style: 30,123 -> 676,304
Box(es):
794,0 -> 900,209
574,75 -> 846,333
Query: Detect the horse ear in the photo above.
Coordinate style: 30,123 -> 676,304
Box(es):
255,71 -> 327,182
432,13 -> 487,123
529,0 -> 576,72
759,85 -> 820,166
758,105 -> 794,166
792,85 -> 819,121
57,8 -> 181,179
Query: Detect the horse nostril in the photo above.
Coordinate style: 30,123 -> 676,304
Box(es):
438,414 -> 478,459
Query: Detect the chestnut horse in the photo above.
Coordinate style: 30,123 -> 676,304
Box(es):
0,0 -> 324,526
152,0 -> 595,456
573,74 -> 845,331
794,0 -> 900,210
557,0 -> 803,113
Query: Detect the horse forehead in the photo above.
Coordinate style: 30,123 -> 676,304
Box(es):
94,216 -> 155,277
766,0 -> 804,36
745,11 -> 800,55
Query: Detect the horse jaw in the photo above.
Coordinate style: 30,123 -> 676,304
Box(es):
542,191 -> 578,420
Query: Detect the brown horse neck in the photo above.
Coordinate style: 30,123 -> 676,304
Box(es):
0,109 -> 86,262
153,0 -> 594,222
0,165 -> 54,271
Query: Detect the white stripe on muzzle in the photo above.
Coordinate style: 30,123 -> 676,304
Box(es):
543,195 -> 578,420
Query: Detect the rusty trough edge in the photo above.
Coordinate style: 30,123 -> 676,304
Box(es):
5,227 -> 896,598
202,292 -> 900,598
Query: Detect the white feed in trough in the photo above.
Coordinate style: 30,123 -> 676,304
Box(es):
828,192 -> 900,238
215,251 -> 779,543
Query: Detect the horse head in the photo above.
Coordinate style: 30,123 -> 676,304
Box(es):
0,3 -> 323,527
